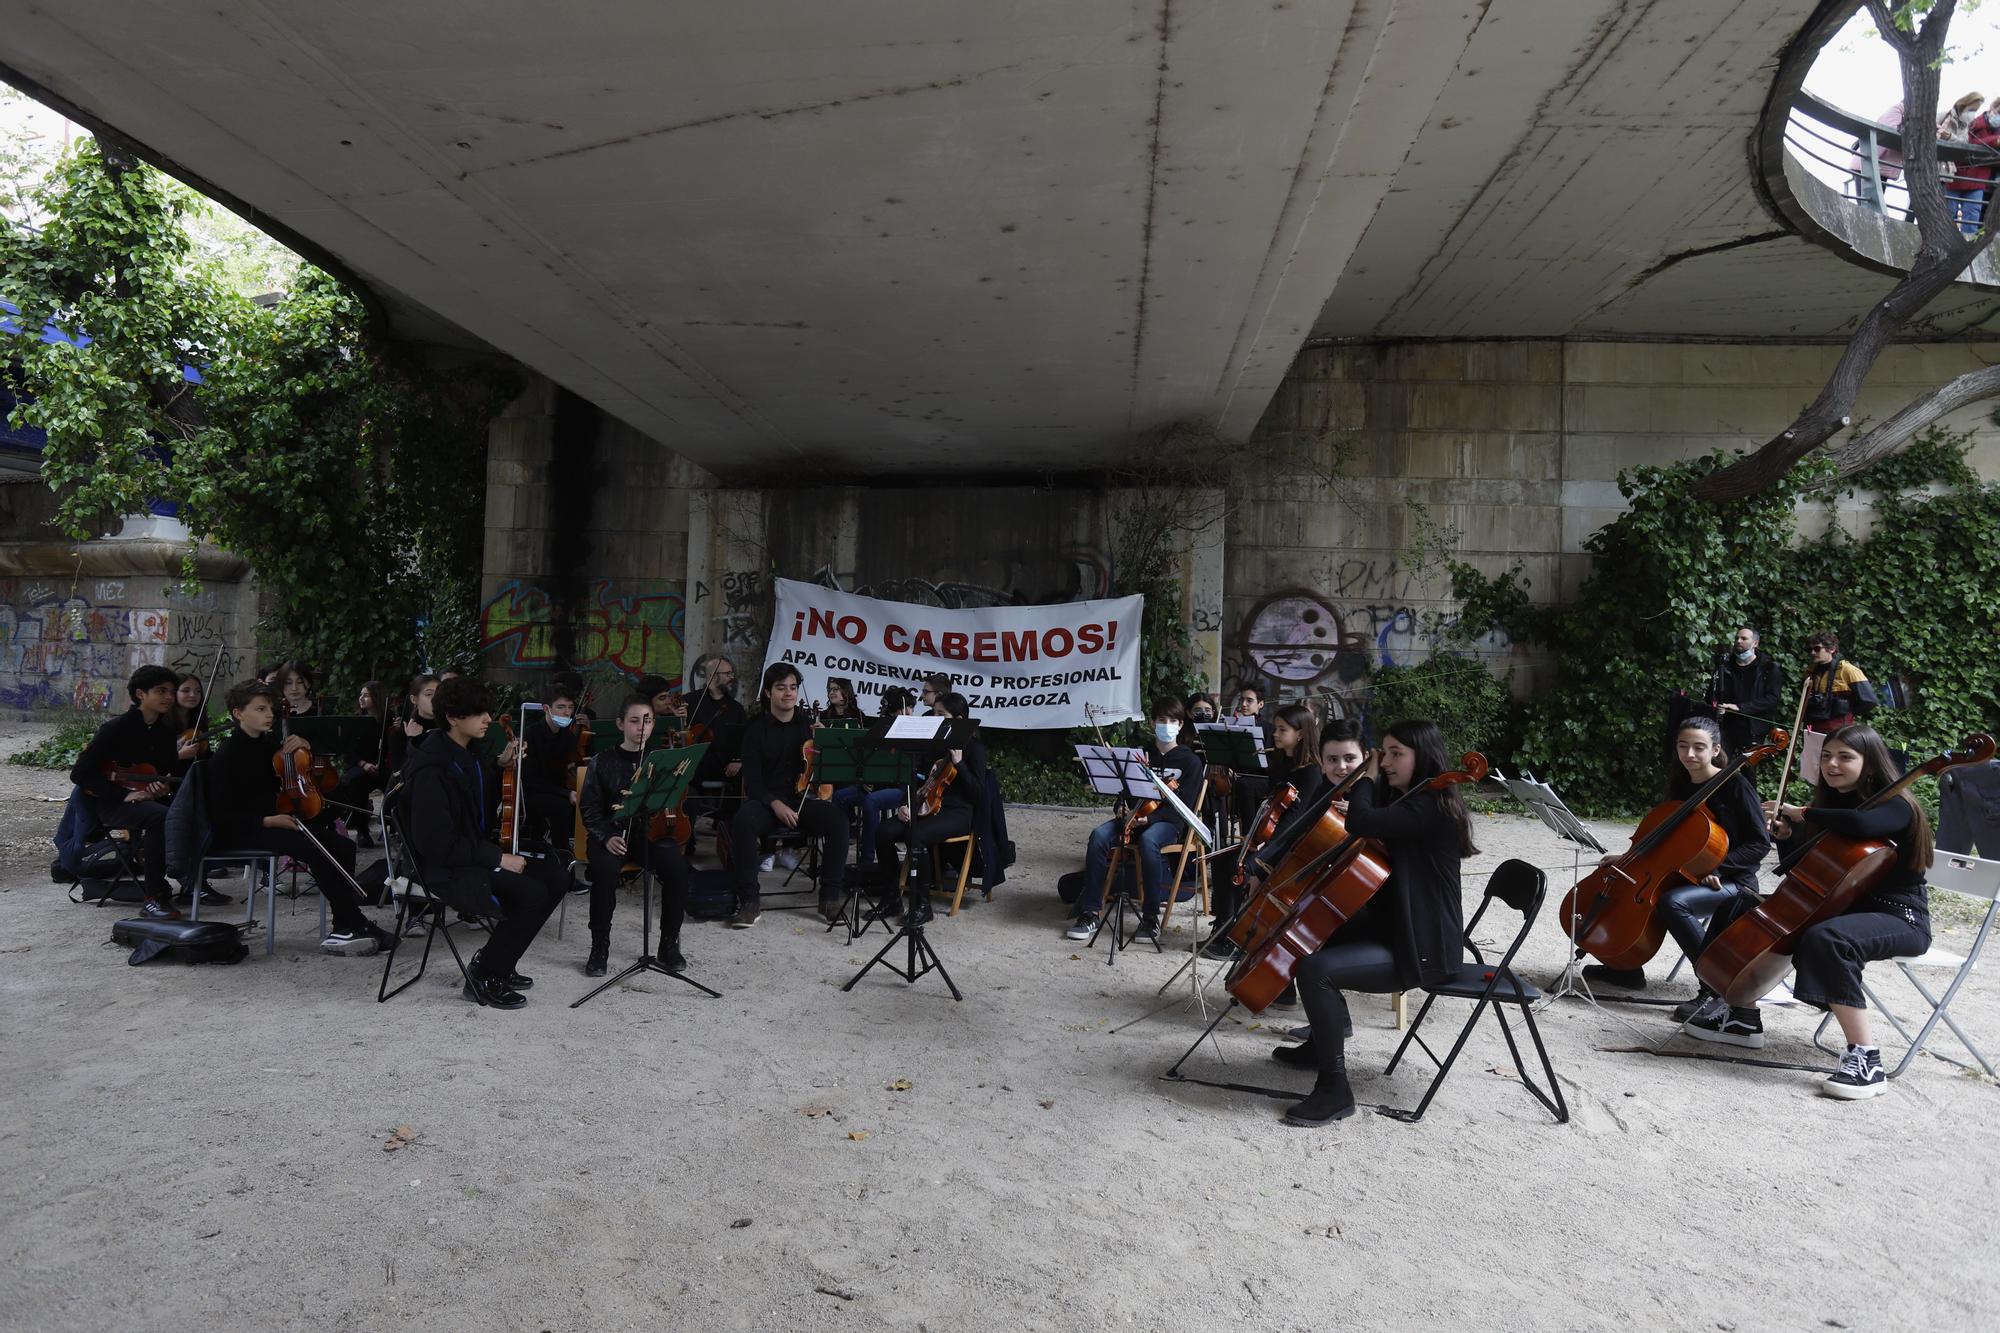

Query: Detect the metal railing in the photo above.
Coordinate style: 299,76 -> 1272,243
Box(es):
1785,88 -> 2000,221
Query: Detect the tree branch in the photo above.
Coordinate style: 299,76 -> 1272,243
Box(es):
1824,359 -> 2000,477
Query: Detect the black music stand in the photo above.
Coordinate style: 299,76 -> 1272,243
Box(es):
841,717 -> 973,1001
814,724 -> 915,942
571,743 -> 720,1007
1195,720 -> 1264,842
1074,743 -> 1168,966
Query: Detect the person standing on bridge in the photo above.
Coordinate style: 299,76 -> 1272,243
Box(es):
1939,90 -> 1987,235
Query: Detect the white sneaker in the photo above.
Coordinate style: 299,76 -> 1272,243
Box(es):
758,854 -> 775,872
775,849 -> 801,870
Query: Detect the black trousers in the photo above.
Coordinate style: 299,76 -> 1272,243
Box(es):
477,856 -> 568,979
96,796 -> 169,895
1791,904 -> 1931,1010
586,834 -> 689,950
236,818 -> 366,934
1295,923 -> 1401,1075
519,786 -> 574,848
730,797 -> 847,906
875,806 -> 974,894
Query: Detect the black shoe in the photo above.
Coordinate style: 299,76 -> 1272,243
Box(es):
662,946 -> 688,974
819,899 -> 845,925
1684,1005 -> 1764,1049
1582,963 -> 1648,990
1270,980 -> 1301,1010
355,827 -> 377,849
198,886 -> 233,906
1272,1040 -> 1318,1069
462,972 -> 527,1009
365,923 -> 398,954
139,897 -> 181,921
1134,915 -> 1162,946
1283,1068 -> 1357,1126
470,950 -> 533,990
910,896 -> 934,926
584,947 -> 608,978
1671,987 -> 1719,1024
1199,933 -> 1242,961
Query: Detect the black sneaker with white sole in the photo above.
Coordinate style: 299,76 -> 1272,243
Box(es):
1063,914 -> 1098,942
1671,988 -> 1720,1024
1683,1005 -> 1763,1049
320,928 -> 382,957
1821,1045 -> 1887,1100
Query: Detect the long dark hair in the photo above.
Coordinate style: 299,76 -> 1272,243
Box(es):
357,679 -> 392,725
1273,702 -> 1317,771
825,676 -> 860,718
1819,724 -> 1934,872
1384,718 -> 1478,857
1666,716 -> 1727,800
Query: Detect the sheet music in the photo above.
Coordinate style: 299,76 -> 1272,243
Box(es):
1800,729 -> 1826,786
886,715 -> 946,741
1148,770 -> 1214,845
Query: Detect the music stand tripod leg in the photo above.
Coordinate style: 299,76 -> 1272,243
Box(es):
572,826 -> 721,1007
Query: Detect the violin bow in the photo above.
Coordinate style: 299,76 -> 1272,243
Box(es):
1766,677 -> 1813,829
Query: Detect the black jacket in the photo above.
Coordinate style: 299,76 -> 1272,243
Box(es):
1710,652 -> 1784,744
1780,791 -> 1928,915
400,730 -> 504,910
207,729 -> 281,845
921,738 -> 988,814
1245,763 -> 1330,878
70,706 -> 181,800
522,717 -> 578,797
1138,742 -> 1205,832
1342,777 -> 1466,990
682,691 -> 748,764
1701,770 -> 1772,885
740,711 -> 813,806
580,745 -> 647,847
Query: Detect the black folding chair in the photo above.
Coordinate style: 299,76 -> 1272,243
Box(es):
1380,858 -> 1569,1125
376,802 -> 491,1003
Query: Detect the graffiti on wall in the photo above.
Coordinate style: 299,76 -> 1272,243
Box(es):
479,579 -> 686,685
0,581 -> 195,711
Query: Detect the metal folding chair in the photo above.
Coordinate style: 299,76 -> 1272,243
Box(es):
376,807 -> 484,1002
1812,852 -> 2000,1079
1380,859 -> 1570,1125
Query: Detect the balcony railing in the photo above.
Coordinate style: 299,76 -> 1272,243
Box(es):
1785,89 -> 2000,220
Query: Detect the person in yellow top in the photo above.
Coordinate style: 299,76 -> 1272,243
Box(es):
1802,630 -> 1878,734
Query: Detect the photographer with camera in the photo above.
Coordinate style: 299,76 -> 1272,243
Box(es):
1708,626 -> 1785,751
1802,630 -> 1879,733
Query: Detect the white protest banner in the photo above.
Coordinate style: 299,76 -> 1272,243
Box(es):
762,578 -> 1142,729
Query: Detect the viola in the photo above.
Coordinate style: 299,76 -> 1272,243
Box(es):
273,741 -> 323,819
1226,753 -> 1488,1013
495,717 -> 519,847
103,761 -> 181,793
1560,731 -> 1791,971
1234,784 -> 1300,889
1698,733 -> 1995,1007
916,754 -> 958,817
645,753 -> 699,849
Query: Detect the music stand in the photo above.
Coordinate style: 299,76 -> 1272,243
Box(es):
1501,769 -> 1641,1028
1196,720 -> 1264,842
814,724 -> 915,942
841,716 -> 973,1000
571,743 -> 720,1007
1073,744 -> 1178,965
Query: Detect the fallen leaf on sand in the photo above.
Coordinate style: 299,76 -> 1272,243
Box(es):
847,1131 -> 870,1142
1038,1099 -> 1055,1110
886,1078 -> 912,1092
1068,953 -> 1082,961
1484,1066 -> 1520,1082
730,1218 -> 753,1229
798,1105 -> 836,1118
383,1125 -> 418,1152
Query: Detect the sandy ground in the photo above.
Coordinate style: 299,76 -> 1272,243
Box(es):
2,715 -> 1997,1333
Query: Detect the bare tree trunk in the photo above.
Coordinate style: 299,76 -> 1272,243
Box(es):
1693,0 -> 1990,501
1825,358 -> 2000,477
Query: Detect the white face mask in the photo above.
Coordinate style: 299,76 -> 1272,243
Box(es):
1154,723 -> 1180,748
549,714 -> 574,729
1735,647 -> 1756,665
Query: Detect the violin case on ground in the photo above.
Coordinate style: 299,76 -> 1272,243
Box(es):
111,917 -> 248,966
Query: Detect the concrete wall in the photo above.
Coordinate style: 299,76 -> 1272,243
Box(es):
1224,338 -> 2000,708
477,379 -> 707,695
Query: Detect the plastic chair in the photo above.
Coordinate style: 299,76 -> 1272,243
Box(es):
1380,859 -> 1569,1125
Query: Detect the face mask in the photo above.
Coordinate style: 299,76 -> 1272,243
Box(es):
1735,647 -> 1755,665
1154,723 -> 1179,748
549,714 -> 574,729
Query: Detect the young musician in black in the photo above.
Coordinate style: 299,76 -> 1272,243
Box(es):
1063,697 -> 1205,946
823,675 -> 865,721
401,676 -> 568,1009
1274,719 -> 1476,1127
873,691 -> 987,924
727,662 -> 850,927
578,695 -> 690,976
1687,724 -> 1933,1099
70,664 -> 185,919
277,661 -> 320,718
518,679 -> 583,845
207,681 -> 390,955
383,672 -> 440,776
832,686 -> 914,869
919,673 -> 952,715
662,657 -> 749,797
1209,703 -> 1324,938
1582,715 -> 1770,998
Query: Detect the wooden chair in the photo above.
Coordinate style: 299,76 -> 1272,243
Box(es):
1156,778 -> 1212,934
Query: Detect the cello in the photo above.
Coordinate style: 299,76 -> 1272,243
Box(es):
1226,753 -> 1488,1013
1224,765 -> 1369,950
1698,732 -> 1995,1007
1559,730 -> 1790,971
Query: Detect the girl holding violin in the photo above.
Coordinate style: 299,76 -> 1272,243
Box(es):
1211,703 -> 1325,937
328,679 -> 395,846
577,694 -> 691,977
1582,715 -> 1770,1000
873,691 -> 987,925
1274,719 -> 1477,1127
208,680 -> 389,955
1687,724 -> 1933,1099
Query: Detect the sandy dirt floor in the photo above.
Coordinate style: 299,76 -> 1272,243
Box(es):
2,715 -> 1997,1332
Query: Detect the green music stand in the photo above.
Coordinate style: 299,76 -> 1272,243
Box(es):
572,742 -> 719,1007
281,714 -> 387,765
811,726 -> 917,941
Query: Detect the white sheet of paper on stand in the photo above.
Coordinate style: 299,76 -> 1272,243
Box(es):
1799,729 -> 1826,786
1148,772 -> 1214,845
886,715 -> 947,741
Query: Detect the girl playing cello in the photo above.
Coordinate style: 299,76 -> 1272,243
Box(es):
1272,719 -> 1476,1126
1686,724 -> 1933,1099
1582,715 -> 1770,1003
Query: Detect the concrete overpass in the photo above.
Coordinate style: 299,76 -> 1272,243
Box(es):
2,0 -> 1944,483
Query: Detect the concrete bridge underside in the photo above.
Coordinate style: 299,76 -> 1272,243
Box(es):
4,0 -> 1989,480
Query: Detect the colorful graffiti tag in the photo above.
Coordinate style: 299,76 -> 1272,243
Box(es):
479,579 -> 685,686
0,581 -> 176,711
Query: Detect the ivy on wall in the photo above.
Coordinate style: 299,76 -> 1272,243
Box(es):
1,141 -> 514,692
1449,429 -> 2000,813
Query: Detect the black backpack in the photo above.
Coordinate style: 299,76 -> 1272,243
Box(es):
111,917 -> 248,966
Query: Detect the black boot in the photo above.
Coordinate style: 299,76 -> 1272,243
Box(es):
1272,1038 -> 1318,1069
1283,1050 -> 1356,1126
661,939 -> 687,974
1581,963 -> 1647,990
584,936 -> 608,977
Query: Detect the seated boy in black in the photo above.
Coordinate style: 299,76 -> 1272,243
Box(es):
401,676 -> 569,1009
727,662 -> 849,927
520,679 -> 583,845
69,664 -> 185,919
579,694 -> 691,977
207,681 -> 390,955
874,691 -> 986,924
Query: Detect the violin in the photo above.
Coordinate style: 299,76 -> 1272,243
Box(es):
274,741 -> 324,819
1559,731 -> 1790,972
496,716 -> 519,847
796,701 -> 832,801
644,754 -> 697,849
916,754 -> 958,817
1121,774 -> 1177,844
1226,753 -> 1489,1013
1698,733 -> 1995,1006
103,762 -> 181,793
